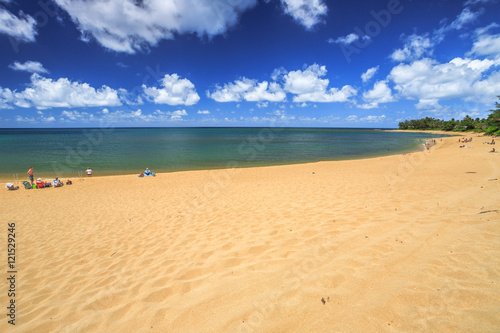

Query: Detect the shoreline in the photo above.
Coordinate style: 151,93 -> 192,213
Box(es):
1,133 -> 498,332
387,129 -> 469,135
0,133 -> 456,183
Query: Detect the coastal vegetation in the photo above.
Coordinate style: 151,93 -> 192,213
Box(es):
398,96 -> 500,135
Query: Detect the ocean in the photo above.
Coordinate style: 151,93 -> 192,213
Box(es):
0,127 -> 447,180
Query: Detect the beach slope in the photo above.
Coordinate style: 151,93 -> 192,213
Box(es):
1,134 -> 499,332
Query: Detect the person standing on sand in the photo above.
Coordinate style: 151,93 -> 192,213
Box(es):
27,166 -> 34,184
86,167 -> 93,177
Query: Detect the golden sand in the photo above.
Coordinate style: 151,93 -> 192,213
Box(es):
1,133 -> 499,332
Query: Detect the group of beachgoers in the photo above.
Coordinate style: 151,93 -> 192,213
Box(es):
5,166 -> 75,191
458,136 -> 498,152
486,138 -> 496,153
5,166 -> 157,191
459,137 -> 473,149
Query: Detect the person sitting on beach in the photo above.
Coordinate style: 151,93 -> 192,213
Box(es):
144,168 -> 151,176
36,178 -> 45,188
86,167 -> 93,177
492,139 -> 495,145
490,148 -> 496,153
5,183 -> 19,190
52,177 -> 63,187
66,179 -> 72,185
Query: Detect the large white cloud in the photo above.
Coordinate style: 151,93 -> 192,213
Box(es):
54,0 -> 329,53
207,78 -> 286,102
283,64 -> 357,102
0,74 -> 122,109
208,64 -> 356,104
389,57 -> 500,106
142,74 -> 200,106
279,0 -> 327,29
0,7 -> 37,41
359,81 -> 395,109
54,0 -> 257,53
469,71 -> 500,103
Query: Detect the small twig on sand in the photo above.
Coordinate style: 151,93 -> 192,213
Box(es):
478,210 -> 499,214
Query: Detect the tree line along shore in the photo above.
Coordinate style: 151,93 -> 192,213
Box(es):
398,97 -> 500,135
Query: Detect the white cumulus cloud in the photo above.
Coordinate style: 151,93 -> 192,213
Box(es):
207,78 -> 286,103
54,0 -> 258,53
283,64 -> 357,103
279,0 -> 327,29
389,57 -> 500,106
142,74 -> 200,106
361,66 -> 379,83
359,81 -> 395,109
415,99 -> 442,110
1,74 -> 122,109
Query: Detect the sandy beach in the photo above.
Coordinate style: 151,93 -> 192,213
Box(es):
1,133 -> 499,332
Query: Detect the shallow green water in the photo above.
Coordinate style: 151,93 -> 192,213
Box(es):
0,127 -> 447,180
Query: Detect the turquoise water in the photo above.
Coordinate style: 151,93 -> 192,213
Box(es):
0,127 -> 447,179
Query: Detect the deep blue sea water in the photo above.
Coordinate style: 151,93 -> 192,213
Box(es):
0,127 -> 448,180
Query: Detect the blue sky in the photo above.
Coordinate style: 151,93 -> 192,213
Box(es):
0,0 -> 499,128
